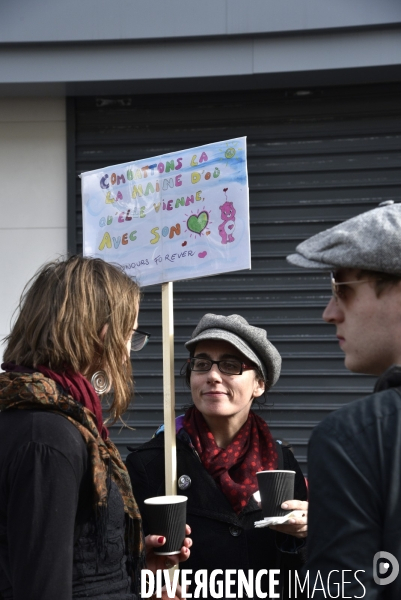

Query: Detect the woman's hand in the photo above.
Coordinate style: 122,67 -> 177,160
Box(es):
145,525 -> 192,574
269,499 -> 308,538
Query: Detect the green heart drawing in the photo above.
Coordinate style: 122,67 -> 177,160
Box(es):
187,211 -> 209,234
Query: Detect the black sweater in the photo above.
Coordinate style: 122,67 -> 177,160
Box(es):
0,409 -> 134,600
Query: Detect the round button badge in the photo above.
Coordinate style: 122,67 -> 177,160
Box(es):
178,474 -> 191,491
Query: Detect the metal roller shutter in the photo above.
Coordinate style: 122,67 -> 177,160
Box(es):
68,83 -> 401,472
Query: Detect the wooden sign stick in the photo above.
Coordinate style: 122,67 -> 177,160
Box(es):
162,281 -> 177,496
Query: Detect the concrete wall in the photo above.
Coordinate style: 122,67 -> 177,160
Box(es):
4,29 -> 401,86
1,0 -> 400,96
0,98 -> 67,363
2,0 -> 401,42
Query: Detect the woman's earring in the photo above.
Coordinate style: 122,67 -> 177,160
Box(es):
91,370 -> 111,394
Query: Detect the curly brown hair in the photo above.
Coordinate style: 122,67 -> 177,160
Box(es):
3,255 -> 141,421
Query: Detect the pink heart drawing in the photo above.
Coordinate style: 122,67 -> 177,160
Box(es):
228,224 -> 234,230
198,251 -> 207,259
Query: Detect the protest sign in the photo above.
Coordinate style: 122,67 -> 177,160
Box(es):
81,138 -> 250,496
81,137 -> 250,287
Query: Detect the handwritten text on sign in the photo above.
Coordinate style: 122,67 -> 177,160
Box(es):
81,137 -> 250,287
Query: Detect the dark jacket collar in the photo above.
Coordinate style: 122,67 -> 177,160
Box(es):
374,364 -> 401,393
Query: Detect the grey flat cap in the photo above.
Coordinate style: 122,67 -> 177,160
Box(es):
287,202 -> 401,275
185,313 -> 281,390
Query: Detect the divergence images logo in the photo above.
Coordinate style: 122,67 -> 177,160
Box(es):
373,551 -> 399,586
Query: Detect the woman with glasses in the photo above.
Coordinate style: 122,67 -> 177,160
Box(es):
127,313 -> 308,599
0,256 -> 190,600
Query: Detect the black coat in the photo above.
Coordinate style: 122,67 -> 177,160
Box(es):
307,365 -> 401,599
127,429 -> 307,599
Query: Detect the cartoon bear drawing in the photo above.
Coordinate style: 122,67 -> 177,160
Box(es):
218,200 -> 236,244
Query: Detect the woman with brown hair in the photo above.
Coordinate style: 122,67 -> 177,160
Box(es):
0,256 -> 190,600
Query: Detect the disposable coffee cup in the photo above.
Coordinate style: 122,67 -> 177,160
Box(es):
256,470 -> 295,518
144,495 -> 187,555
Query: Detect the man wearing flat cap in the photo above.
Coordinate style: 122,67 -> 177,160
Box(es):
287,201 -> 401,599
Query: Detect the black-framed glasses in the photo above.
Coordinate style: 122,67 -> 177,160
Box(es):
330,271 -> 377,301
184,357 -> 254,376
131,329 -> 151,352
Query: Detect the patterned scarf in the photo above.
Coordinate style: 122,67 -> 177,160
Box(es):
183,405 -> 278,513
2,362 -> 109,441
36,366 -> 109,441
0,370 -> 144,587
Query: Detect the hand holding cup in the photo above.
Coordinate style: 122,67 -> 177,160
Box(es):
268,499 -> 308,538
144,524 -> 192,575
255,470 -> 308,538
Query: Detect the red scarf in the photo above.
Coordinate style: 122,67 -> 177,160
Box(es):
183,406 -> 278,513
36,366 -> 109,441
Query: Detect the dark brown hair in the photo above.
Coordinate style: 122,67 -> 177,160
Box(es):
357,269 -> 401,297
3,255 -> 141,421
